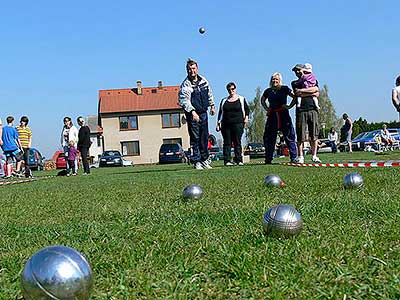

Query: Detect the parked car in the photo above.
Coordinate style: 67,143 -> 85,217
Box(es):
53,150 -> 82,169
209,146 -> 224,161
244,143 -> 265,158
351,128 -> 400,151
122,159 -> 133,167
159,143 -> 187,164
53,151 -> 67,169
99,150 -> 123,167
27,148 -> 45,170
90,162 -> 99,169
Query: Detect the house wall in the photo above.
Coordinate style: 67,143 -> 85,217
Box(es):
89,134 -> 103,162
102,110 -> 189,164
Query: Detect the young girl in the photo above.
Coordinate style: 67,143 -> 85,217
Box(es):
67,140 -> 78,176
293,63 -> 320,110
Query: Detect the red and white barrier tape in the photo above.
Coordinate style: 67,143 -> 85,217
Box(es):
0,175 -> 55,186
281,161 -> 400,168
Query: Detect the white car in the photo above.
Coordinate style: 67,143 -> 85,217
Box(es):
122,159 -> 133,167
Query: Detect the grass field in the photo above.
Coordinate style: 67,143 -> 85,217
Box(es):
1,151 -> 400,299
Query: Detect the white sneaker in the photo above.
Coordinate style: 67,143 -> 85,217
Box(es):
225,162 -> 235,166
292,156 -> 304,164
194,162 -> 204,170
201,160 -> 213,169
237,162 -> 244,166
312,156 -> 321,163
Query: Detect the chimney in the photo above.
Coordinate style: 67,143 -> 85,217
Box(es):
137,80 -> 142,95
158,80 -> 163,89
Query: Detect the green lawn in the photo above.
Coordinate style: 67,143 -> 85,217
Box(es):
1,151 -> 400,299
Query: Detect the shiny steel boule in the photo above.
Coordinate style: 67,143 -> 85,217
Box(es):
21,245 -> 93,300
199,27 -> 206,34
264,174 -> 285,187
182,184 -> 203,200
263,204 -> 303,237
343,172 -> 363,189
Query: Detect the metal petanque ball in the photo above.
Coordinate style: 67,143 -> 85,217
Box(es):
264,174 -> 286,187
263,204 -> 303,237
182,184 -> 203,200
199,27 -> 206,34
343,172 -> 363,189
21,245 -> 93,300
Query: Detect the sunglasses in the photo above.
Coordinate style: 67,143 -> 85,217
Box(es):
228,87 -> 236,91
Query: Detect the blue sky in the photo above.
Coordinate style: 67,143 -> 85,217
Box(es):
1,0 -> 399,157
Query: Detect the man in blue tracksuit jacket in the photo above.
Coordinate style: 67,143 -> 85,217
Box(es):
179,59 -> 215,170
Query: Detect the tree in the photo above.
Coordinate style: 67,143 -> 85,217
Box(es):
246,86 -> 266,143
353,118 -> 400,133
318,85 -> 341,137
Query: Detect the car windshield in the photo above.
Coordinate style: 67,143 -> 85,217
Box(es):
210,147 -> 222,152
248,143 -> 263,148
353,132 -> 367,140
388,128 -> 398,134
160,144 -> 180,151
363,131 -> 379,139
103,151 -> 121,157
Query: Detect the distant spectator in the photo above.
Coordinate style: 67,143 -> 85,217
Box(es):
216,82 -> 249,166
342,113 -> 353,153
380,124 -> 394,148
61,117 -> 79,173
320,127 -> 338,153
1,116 -> 23,178
392,76 -> 400,113
16,116 -> 33,178
77,116 -> 91,175
276,132 -> 286,157
67,140 -> 78,176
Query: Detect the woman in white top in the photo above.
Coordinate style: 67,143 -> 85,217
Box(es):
319,127 -> 338,153
380,124 -> 394,147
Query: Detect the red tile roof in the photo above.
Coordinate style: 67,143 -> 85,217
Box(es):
99,85 -> 181,114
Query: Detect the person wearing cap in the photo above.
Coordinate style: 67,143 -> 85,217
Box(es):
392,75 -> 400,113
295,63 -> 320,110
288,64 -> 321,163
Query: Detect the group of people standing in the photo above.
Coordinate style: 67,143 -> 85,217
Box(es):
0,115 -> 92,179
61,116 -> 91,176
0,116 -> 33,178
178,59 -> 322,168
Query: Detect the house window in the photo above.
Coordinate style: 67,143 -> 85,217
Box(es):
121,141 -> 140,156
163,138 -> 182,145
120,116 -> 138,130
162,113 -> 180,128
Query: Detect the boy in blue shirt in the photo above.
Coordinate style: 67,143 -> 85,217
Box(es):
1,116 -> 23,178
